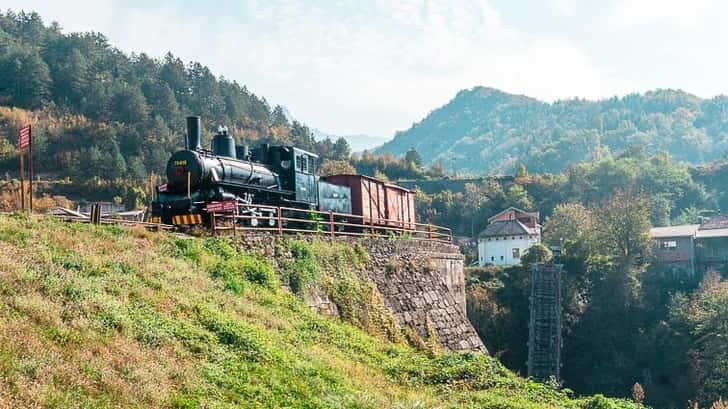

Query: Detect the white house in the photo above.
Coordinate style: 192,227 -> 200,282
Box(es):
477,207 -> 542,266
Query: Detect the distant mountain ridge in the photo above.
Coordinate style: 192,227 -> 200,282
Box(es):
279,106 -> 389,152
311,128 -> 389,152
377,86 -> 728,175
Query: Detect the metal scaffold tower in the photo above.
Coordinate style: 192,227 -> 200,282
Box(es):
527,263 -> 563,382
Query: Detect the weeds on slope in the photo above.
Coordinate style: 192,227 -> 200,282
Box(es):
0,214 -> 646,409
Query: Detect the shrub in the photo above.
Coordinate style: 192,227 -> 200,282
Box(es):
164,237 -> 202,262
203,237 -> 236,259
195,306 -> 271,362
208,254 -> 276,292
239,254 -> 276,289
208,260 -> 245,294
284,240 -> 321,294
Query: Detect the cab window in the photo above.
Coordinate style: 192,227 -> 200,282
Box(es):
300,154 -> 308,173
308,156 -> 316,174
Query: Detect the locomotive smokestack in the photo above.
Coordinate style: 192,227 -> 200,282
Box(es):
186,116 -> 201,151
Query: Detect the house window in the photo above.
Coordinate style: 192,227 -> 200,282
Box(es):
491,256 -> 494,261
512,248 -> 520,258
520,236 -> 524,239
662,240 -> 678,250
500,256 -> 504,260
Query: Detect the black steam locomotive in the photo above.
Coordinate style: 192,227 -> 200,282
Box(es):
150,116 -> 352,226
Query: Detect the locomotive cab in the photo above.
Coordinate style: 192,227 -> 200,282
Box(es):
252,144 -> 319,208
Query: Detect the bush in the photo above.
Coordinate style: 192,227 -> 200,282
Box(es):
164,237 -> 202,263
284,240 -> 321,294
195,306 -> 271,362
202,237 -> 236,259
239,254 -> 277,289
208,260 -> 245,294
208,253 -> 276,292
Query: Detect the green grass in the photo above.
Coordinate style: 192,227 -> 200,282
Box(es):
0,213 -> 645,408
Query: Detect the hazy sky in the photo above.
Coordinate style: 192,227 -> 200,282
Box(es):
6,0 -> 728,137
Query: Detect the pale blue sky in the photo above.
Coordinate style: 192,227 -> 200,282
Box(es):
6,0 -> 728,137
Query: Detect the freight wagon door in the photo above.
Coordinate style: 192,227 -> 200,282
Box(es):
384,185 -> 403,228
361,178 -> 371,225
406,191 -> 416,229
361,178 -> 384,225
377,181 -> 386,224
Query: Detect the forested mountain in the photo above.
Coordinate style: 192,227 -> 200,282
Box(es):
378,86 -> 728,175
0,10 -> 350,203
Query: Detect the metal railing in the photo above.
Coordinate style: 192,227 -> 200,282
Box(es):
209,203 -> 453,242
46,203 -> 452,242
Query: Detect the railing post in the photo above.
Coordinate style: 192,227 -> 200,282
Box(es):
211,212 -> 217,236
329,211 -> 334,237
277,206 -> 283,235
233,208 -> 237,238
428,224 -> 432,240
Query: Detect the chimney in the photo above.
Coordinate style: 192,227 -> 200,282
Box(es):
186,116 -> 201,151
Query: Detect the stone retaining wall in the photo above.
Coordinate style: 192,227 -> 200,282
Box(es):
233,233 -> 486,353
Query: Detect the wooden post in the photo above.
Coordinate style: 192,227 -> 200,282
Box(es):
277,206 -> 282,235
19,150 -> 25,211
329,211 -> 334,237
90,203 -> 102,225
210,212 -> 217,236
28,125 -> 33,213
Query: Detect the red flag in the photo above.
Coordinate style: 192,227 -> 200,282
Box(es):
18,125 -> 30,150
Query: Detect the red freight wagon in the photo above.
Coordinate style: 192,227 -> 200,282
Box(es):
322,174 -> 416,230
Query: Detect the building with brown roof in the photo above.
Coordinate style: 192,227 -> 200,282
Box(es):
477,207 -> 541,266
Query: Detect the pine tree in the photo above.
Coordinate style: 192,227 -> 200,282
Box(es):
404,147 -> 422,167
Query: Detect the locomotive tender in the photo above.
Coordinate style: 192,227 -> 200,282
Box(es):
151,116 -> 416,231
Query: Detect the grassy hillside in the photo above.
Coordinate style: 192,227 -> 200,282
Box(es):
378,86 -> 728,175
0,214 -> 642,408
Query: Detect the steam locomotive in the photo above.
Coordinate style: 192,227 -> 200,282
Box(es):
150,116 -> 354,227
